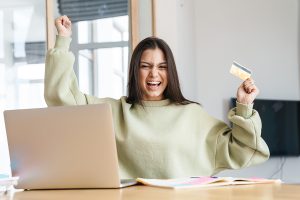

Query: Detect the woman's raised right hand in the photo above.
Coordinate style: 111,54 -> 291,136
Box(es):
55,15 -> 72,37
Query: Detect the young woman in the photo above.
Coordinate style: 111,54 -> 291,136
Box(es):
44,16 -> 269,179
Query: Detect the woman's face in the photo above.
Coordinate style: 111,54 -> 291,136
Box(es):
139,48 -> 168,101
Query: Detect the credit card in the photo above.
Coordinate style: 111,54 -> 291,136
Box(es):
229,61 -> 252,80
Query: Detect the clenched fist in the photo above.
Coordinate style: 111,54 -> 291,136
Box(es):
236,78 -> 259,105
55,15 -> 72,37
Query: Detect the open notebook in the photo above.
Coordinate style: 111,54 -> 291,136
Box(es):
136,176 -> 281,189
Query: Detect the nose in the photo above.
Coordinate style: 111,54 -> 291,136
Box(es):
150,67 -> 158,77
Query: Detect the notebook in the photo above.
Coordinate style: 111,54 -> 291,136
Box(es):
3,103 -> 137,189
136,176 -> 281,189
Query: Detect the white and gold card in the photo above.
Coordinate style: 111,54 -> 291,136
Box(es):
230,61 -> 252,80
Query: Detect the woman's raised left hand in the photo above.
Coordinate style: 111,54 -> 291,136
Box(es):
236,78 -> 259,105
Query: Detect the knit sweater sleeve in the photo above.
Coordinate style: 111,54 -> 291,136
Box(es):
44,35 -> 97,106
213,102 -> 270,172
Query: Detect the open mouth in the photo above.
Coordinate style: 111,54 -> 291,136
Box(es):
147,81 -> 161,87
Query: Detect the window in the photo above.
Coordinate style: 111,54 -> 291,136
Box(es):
0,2 -> 46,174
72,16 -> 129,98
56,0 -> 129,98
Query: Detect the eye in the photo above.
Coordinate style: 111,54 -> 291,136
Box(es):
159,65 -> 167,69
140,64 -> 150,68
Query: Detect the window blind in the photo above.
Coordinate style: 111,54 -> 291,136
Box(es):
57,0 -> 128,22
25,42 -> 46,64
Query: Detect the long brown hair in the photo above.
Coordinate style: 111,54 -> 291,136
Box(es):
126,37 -> 197,105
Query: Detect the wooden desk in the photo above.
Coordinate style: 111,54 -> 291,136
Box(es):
1,183 -> 300,200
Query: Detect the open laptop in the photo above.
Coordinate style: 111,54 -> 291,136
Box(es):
3,103 -> 137,189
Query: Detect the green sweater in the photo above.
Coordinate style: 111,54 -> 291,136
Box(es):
44,35 -> 270,179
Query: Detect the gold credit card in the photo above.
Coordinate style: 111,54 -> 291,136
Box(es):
230,61 -> 252,80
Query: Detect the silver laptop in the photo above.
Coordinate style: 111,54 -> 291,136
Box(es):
3,104 -> 137,189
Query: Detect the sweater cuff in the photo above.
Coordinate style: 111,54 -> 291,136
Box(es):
236,101 -> 253,118
54,35 -> 72,51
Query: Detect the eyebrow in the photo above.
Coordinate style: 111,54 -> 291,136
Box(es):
140,61 -> 167,65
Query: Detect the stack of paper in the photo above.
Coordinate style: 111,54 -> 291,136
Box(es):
0,174 -> 19,192
136,176 -> 281,189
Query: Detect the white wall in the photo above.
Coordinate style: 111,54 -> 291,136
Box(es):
155,0 -> 300,183
138,0 -> 153,40
155,0 -> 197,100
195,0 -> 299,120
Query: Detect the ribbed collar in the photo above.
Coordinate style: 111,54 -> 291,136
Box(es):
141,99 -> 171,107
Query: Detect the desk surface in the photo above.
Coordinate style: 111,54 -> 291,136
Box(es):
1,183 -> 300,200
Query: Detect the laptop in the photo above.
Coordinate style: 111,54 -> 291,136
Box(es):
3,103 -> 137,189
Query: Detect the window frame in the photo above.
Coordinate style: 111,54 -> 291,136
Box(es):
45,0 -> 141,51
72,21 -> 129,96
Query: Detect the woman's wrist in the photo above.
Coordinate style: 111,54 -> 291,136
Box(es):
236,101 -> 253,118
58,32 -> 71,38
